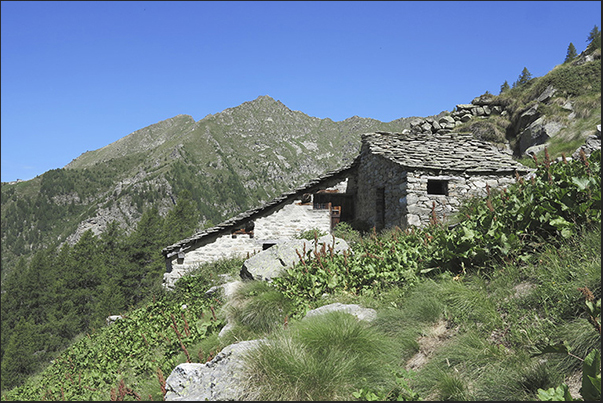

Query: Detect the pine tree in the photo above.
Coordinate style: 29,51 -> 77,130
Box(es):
125,206 -> 166,304
163,189 -> 200,244
564,42 -> 577,63
500,80 -> 510,94
586,24 -> 601,52
512,67 -> 533,88
0,317 -> 41,390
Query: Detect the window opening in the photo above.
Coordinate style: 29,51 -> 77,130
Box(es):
262,242 -> 277,250
427,180 -> 449,195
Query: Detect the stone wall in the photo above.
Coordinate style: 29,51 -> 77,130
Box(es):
405,170 -> 517,227
409,95 -> 504,135
163,181 -> 349,289
355,151 -> 408,230
354,146 -> 518,230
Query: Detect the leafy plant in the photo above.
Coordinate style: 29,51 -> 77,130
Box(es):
534,290 -> 601,401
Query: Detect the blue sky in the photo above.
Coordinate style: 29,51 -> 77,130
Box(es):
1,1 -> 601,183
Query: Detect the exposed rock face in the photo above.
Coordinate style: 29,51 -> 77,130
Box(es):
239,235 -> 351,281
519,117 -> 565,156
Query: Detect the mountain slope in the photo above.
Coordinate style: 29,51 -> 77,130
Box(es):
1,96 -> 418,280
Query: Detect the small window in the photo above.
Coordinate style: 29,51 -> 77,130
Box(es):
262,242 -> 277,250
427,180 -> 448,195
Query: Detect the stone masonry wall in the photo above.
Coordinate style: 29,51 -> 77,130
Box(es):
355,152 -> 408,229
355,149 -> 518,230
405,170 -> 517,228
163,182 -> 349,289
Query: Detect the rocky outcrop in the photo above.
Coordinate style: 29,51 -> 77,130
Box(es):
408,94 -> 504,136
571,125 -> 602,159
520,117 -> 565,156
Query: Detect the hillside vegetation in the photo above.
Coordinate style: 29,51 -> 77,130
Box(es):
1,26 -> 600,401
1,144 -> 600,401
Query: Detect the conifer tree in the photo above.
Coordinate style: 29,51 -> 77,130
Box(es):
587,24 -> 601,52
0,317 -> 41,390
512,67 -> 533,88
564,42 -> 577,63
125,206 -> 166,303
500,80 -> 510,94
163,189 -> 200,244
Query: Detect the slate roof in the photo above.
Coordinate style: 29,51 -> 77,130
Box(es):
162,157 -> 360,257
364,131 -> 532,173
163,131 -> 531,258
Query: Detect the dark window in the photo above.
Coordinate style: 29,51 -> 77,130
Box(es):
427,180 -> 448,195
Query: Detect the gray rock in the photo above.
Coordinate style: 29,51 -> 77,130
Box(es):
562,100 -> 574,111
525,144 -> 547,156
519,117 -> 565,156
536,84 -> 557,103
572,134 -> 601,159
420,122 -> 433,133
438,116 -> 455,125
240,235 -> 350,281
303,303 -> 377,322
471,95 -> 495,106
106,315 -> 123,326
461,113 -> 472,123
515,104 -> 540,135
164,339 -> 262,401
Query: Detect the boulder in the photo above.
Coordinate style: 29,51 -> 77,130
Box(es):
240,235 -> 350,281
461,113 -> 472,123
438,116 -> 455,125
304,303 -> 377,322
106,315 -> 123,326
519,117 -> 564,156
456,104 -> 474,111
420,122 -> 433,133
164,339 -> 262,401
536,84 -> 557,103
472,94 -> 496,106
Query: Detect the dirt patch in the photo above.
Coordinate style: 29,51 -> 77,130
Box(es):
405,319 -> 458,371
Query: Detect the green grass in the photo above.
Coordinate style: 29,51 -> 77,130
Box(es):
2,150 -> 600,401
238,225 -> 601,401
240,310 -> 399,401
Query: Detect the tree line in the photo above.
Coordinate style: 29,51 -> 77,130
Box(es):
0,191 -> 199,391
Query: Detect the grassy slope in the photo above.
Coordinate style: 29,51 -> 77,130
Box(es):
2,153 -> 600,401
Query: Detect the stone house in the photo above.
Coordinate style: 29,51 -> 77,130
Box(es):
162,131 -> 531,288
161,161 -> 358,289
